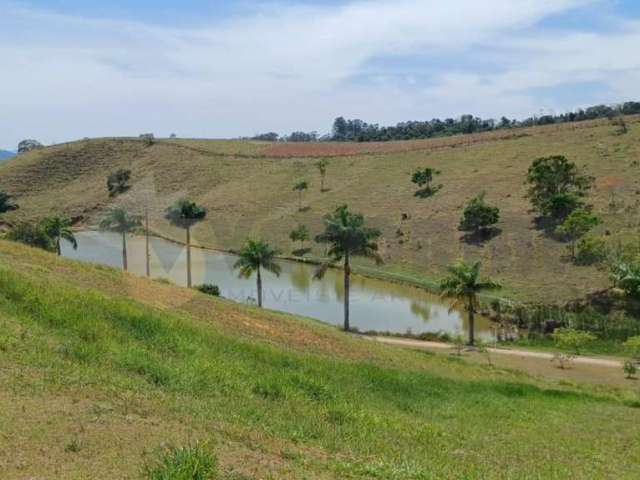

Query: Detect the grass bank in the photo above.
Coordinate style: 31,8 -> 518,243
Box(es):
1,241 -> 640,478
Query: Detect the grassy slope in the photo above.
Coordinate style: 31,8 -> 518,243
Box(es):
1,241 -> 640,479
1,118 -> 640,303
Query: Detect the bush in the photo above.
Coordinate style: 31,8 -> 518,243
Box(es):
623,360 -> 637,379
107,169 -> 132,197
195,284 -> 220,297
139,133 -> 155,146
144,444 -> 219,480
458,192 -> 500,236
624,336 -> 640,360
17,139 -> 43,154
610,260 -> 640,299
575,236 -> 606,264
6,222 -> 55,252
552,328 -> 596,355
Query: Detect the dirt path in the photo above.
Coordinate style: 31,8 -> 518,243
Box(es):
366,336 -> 624,368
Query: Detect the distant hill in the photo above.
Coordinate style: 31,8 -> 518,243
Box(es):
0,150 -> 14,161
0,116 -> 639,303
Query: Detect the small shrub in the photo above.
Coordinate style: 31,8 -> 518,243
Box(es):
552,328 -> 596,355
195,284 -> 220,297
144,443 -> 219,480
624,336 -> 640,361
575,236 -> 606,264
65,436 -> 82,453
452,334 -> 465,356
107,169 -> 132,197
139,133 -> 156,146
551,352 -> 575,370
623,360 -> 637,379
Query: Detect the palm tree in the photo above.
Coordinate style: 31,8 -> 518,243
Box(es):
315,205 -> 382,331
0,191 -> 18,213
234,239 -> 281,307
165,199 -> 206,288
99,208 -> 141,271
41,216 -> 77,256
439,260 -> 501,346
293,181 -> 308,211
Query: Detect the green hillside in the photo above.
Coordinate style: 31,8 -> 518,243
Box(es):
1,117 -> 640,303
1,241 -> 639,479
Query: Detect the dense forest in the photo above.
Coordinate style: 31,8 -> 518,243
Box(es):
250,101 -> 640,143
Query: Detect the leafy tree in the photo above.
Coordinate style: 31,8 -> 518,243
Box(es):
314,205 -> 382,331
17,139 -> 43,154
555,208 -> 601,259
411,167 -> 441,196
139,133 -> 155,146
458,193 -> 500,238
41,216 -> 77,256
525,155 -> 593,220
552,328 -> 596,355
0,191 -> 18,213
289,224 -> 309,249
107,169 -> 132,197
440,260 -> 500,346
316,159 -> 328,192
6,222 -> 55,252
293,181 -> 309,211
234,239 -> 281,307
165,199 -> 207,288
99,208 -> 141,271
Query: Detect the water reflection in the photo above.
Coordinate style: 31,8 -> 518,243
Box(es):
62,230 -> 495,338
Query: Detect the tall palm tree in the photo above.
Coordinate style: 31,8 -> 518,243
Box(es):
315,205 -> 382,331
41,216 -> 77,256
0,191 -> 18,213
234,239 -> 281,307
439,259 -> 501,346
99,208 -> 141,271
165,199 -> 206,288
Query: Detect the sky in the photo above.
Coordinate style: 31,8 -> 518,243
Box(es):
1,0 -> 640,150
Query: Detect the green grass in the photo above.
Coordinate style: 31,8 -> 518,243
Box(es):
1,245 -> 640,478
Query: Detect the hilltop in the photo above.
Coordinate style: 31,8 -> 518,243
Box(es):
0,241 -> 639,478
1,117 -> 640,303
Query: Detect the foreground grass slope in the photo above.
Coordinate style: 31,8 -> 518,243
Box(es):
1,241 -> 640,479
1,117 -> 640,303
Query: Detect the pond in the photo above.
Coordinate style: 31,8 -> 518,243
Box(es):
62,230 -> 496,339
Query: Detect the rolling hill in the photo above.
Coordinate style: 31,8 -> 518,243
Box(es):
0,150 -> 14,161
0,117 -> 639,304
1,240 -> 639,479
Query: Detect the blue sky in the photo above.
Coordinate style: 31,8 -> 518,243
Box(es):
1,0 -> 640,149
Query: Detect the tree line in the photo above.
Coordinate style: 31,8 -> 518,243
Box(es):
248,101 -> 640,143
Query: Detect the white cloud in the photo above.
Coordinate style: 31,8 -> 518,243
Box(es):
1,0 -> 639,149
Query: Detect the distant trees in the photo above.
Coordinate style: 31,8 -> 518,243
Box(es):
315,205 -> 382,331
17,139 -> 43,154
285,132 -> 318,143
328,101 -> 640,143
41,216 -> 77,256
458,193 -> 500,239
165,199 -> 207,288
293,181 -> 308,211
99,208 -> 141,271
316,159 -> 328,192
440,260 -> 500,346
0,191 -> 18,213
525,155 -> 593,221
234,239 -> 281,308
251,132 -> 280,142
107,169 -> 132,197
411,167 -> 441,197
555,208 -> 601,260
139,133 -> 155,146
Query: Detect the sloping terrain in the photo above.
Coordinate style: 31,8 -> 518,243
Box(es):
1,241 -> 639,479
1,117 -> 640,302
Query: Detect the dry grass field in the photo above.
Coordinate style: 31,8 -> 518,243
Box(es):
2,117 -> 640,303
